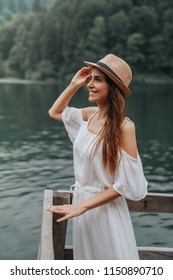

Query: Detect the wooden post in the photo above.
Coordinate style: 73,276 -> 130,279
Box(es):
38,189 -> 54,259
53,192 -> 71,260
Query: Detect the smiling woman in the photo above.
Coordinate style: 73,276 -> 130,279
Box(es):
47,54 -> 148,260
0,79 -> 172,260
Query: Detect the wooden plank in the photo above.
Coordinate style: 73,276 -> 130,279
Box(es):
39,189 -> 54,260
127,193 -> 173,213
64,247 -> 173,260
138,247 -> 173,260
54,192 -> 173,213
53,192 -> 71,260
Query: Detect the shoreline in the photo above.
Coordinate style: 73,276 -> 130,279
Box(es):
0,75 -> 173,85
0,78 -> 58,85
133,74 -> 173,84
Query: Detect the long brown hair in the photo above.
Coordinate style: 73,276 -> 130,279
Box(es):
92,75 -> 126,175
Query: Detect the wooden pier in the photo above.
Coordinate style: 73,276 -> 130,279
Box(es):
38,190 -> 173,260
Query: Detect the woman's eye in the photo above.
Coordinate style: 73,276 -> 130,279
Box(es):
95,77 -> 102,81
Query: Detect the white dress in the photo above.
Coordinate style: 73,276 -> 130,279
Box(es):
62,106 -> 148,260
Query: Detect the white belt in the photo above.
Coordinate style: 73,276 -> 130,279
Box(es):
70,182 -> 105,195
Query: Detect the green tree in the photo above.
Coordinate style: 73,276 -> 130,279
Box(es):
50,0 -> 84,77
0,15 -> 5,26
26,14 -> 44,70
41,0 -> 55,8
0,0 -> 6,14
0,21 -> 17,59
74,0 -> 107,38
84,16 -> 106,62
129,5 -> 158,38
160,9 -> 173,75
16,0 -> 29,13
6,0 -> 17,13
106,0 -> 132,14
2,8 -> 12,21
32,60 -> 55,80
8,24 -> 29,77
33,0 -> 42,12
148,35 -> 165,73
127,33 -> 145,73
107,10 -> 131,56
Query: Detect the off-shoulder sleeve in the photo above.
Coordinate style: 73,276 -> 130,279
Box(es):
61,106 -> 83,143
113,150 -> 148,201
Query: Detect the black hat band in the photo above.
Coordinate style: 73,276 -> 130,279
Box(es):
96,61 -> 124,84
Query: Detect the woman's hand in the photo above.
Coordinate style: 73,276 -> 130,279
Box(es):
47,203 -> 87,222
47,188 -> 120,223
71,67 -> 91,88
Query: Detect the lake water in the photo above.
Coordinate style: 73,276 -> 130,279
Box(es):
0,81 -> 173,260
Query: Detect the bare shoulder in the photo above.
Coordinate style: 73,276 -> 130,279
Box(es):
82,106 -> 98,121
121,118 -> 136,133
120,118 -> 138,158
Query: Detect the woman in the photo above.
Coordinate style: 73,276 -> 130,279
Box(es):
48,54 -> 148,260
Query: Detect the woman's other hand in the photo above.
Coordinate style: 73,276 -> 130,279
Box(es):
46,187 -> 120,223
46,203 -> 87,222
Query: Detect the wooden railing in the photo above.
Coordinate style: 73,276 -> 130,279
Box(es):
38,190 -> 173,260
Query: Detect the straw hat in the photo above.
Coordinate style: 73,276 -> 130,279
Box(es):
84,54 -> 132,96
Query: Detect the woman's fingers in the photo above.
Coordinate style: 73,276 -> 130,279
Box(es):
46,204 -> 86,222
46,205 -> 66,214
46,206 -> 70,222
80,67 -> 91,76
46,204 -> 74,215
71,67 -> 91,87
56,214 -> 71,223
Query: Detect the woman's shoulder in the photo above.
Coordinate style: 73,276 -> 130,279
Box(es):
121,117 -> 135,129
82,106 -> 98,121
120,117 -> 136,140
120,117 -> 137,158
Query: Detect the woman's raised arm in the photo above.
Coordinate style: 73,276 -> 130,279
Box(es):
48,67 -> 91,121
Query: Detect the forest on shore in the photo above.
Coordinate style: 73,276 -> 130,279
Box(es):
0,0 -> 173,83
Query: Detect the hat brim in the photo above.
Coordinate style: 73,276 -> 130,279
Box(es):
84,61 -> 131,96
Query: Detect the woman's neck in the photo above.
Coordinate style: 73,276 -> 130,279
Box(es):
97,103 -> 109,120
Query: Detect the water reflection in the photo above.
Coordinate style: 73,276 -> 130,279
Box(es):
0,82 -> 172,259
142,140 -> 173,192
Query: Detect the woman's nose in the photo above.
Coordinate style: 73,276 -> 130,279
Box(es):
87,78 -> 94,88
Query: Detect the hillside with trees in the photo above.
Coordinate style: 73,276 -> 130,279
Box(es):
0,0 -> 172,82
0,0 -> 55,25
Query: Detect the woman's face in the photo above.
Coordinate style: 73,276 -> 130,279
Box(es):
87,68 -> 110,105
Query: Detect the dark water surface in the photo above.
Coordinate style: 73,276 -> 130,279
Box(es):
0,82 -> 172,259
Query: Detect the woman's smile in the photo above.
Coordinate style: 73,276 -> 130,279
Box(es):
89,89 -> 97,95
